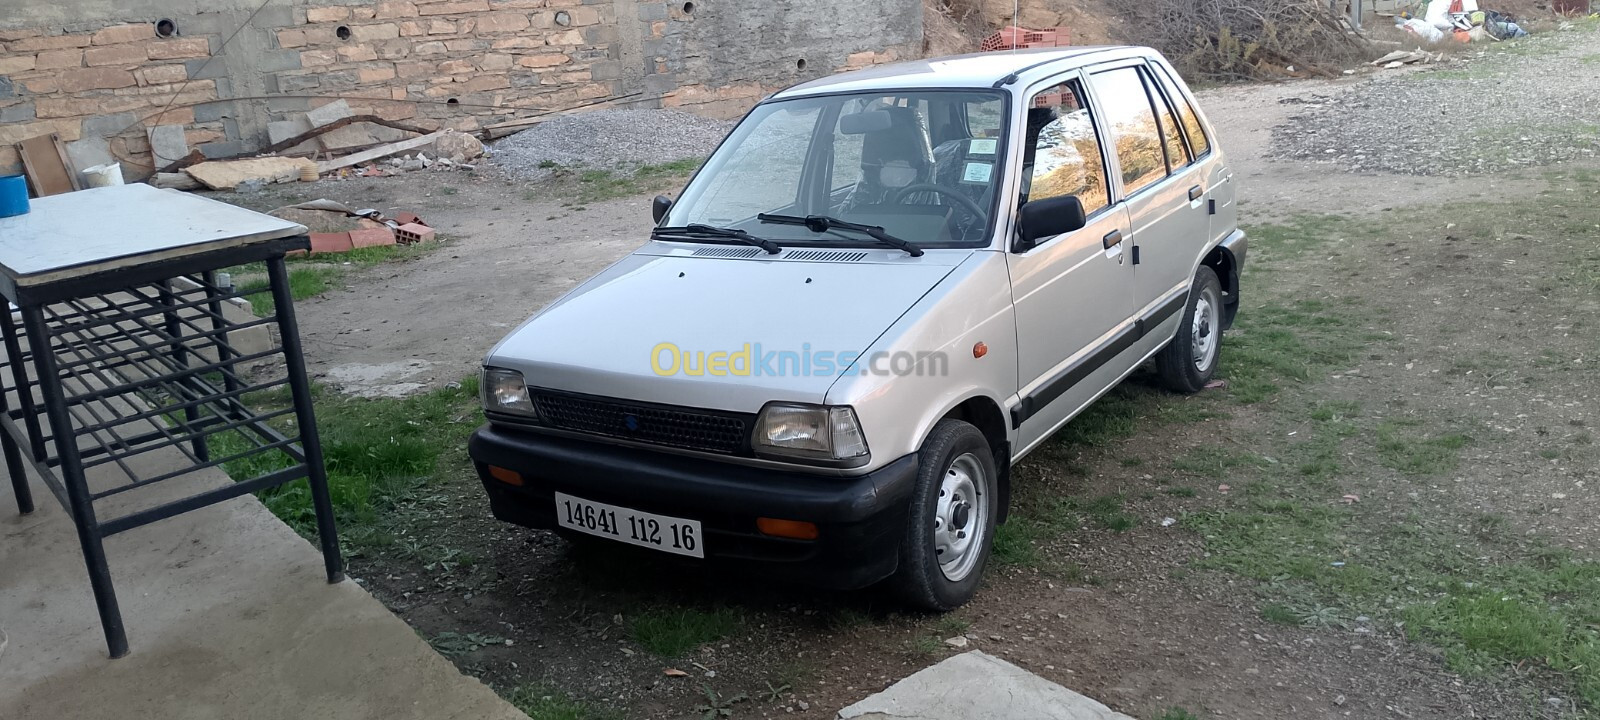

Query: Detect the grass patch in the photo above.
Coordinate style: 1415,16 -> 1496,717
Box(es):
234,242 -> 437,316
212,376 -> 482,539
1375,420 -> 1472,475
503,684 -> 617,720
1216,298 -> 1357,404
537,157 -> 705,203
629,606 -> 742,657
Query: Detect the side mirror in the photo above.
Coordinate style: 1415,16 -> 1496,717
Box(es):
652,195 -> 674,224
1015,195 -> 1087,251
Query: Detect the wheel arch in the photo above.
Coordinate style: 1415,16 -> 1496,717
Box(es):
1199,243 -> 1240,330
929,393 -> 1013,524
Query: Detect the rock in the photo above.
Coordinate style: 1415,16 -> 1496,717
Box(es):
185,157 -> 318,190
838,651 -> 1137,720
431,130 -> 483,163
148,172 -> 203,190
944,636 -> 968,648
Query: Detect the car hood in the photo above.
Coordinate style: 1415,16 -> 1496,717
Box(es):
486,247 -> 971,411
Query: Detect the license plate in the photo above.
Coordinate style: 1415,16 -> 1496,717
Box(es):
554,492 -> 704,559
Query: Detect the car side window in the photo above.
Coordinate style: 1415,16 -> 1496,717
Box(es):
1022,79 -> 1109,216
1156,64 -> 1211,159
1144,67 -> 1190,172
1088,66 -> 1167,196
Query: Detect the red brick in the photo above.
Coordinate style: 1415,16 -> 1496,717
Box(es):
91,24 -> 154,45
394,223 -> 435,244
56,67 -> 137,92
310,233 -> 355,254
35,48 -> 83,69
349,227 -> 396,249
85,44 -> 147,66
147,38 -> 210,60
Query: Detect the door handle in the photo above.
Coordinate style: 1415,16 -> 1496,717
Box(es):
1188,185 -> 1204,201
1102,229 -> 1123,249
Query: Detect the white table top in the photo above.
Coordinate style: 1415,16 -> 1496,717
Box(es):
0,184 -> 307,289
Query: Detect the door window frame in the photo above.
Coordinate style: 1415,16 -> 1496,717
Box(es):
1150,61 -> 1213,162
1010,67 -> 1116,252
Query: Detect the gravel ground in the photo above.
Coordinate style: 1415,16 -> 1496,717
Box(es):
490,108 -> 732,178
1273,24 -> 1600,176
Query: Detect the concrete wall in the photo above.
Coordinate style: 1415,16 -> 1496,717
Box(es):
0,0 -> 922,182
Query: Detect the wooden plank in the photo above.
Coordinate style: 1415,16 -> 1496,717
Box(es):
15,134 -> 78,197
314,131 -> 443,174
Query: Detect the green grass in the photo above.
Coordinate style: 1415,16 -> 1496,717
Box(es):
628,606 -> 743,657
211,376 -> 482,538
1216,298 -> 1358,404
234,242 -> 437,316
535,157 -> 705,204
503,684 -> 617,720
1375,420 -> 1472,475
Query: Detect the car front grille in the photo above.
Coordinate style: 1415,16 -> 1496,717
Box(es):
530,389 -> 753,455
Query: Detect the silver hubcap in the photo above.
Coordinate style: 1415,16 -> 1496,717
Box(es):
934,453 -> 988,582
1192,288 -> 1220,372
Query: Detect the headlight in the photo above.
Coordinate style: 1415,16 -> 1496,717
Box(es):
482,367 -> 535,415
752,403 -> 869,462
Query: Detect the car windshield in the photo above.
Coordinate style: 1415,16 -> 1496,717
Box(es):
661,90 -> 1009,249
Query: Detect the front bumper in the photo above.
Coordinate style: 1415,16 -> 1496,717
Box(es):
468,423 -> 919,589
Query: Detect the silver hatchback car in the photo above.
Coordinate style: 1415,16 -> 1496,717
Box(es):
471,46 -> 1245,609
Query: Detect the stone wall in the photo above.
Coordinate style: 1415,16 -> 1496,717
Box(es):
0,0 -> 921,182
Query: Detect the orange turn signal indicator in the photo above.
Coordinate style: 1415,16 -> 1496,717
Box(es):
757,517 -> 819,540
487,465 -> 524,486
973,341 -> 988,359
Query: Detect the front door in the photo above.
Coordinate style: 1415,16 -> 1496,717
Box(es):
1006,75 -> 1136,452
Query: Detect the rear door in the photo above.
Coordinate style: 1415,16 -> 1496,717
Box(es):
1006,73 -> 1136,451
1086,61 -> 1210,332
1151,61 -> 1235,247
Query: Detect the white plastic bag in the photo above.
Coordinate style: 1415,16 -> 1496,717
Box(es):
1401,17 -> 1446,43
1425,0 -> 1454,29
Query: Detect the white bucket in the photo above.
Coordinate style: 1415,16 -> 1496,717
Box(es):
82,162 -> 125,188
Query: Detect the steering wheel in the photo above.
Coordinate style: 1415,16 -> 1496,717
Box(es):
891,183 -> 989,227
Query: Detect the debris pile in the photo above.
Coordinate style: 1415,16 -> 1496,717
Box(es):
271,200 -> 437,256
492,109 -> 731,179
1395,0 -> 1528,44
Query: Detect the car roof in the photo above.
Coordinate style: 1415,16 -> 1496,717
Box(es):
773,46 -> 1151,99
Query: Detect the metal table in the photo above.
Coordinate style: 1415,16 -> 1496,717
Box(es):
0,184 -> 342,658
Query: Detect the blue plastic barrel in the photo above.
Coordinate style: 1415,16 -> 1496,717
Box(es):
0,174 -> 27,218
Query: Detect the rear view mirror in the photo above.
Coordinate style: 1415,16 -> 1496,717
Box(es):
652,195 -> 673,223
839,110 -> 894,135
1015,195 -> 1086,251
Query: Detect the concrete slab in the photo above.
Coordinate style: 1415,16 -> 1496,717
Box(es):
837,651 -> 1135,720
0,448 -> 526,720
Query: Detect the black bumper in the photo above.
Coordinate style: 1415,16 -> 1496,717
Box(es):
468,424 -> 919,589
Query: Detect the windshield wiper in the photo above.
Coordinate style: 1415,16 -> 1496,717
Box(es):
651,224 -> 780,254
756,214 -> 924,257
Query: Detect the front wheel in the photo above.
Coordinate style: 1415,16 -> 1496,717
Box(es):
1156,266 -> 1224,393
889,419 -> 998,611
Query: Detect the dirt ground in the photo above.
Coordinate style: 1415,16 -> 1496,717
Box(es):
231,23 -> 1600,720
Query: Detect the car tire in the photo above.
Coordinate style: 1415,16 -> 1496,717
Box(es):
889,419 -> 998,611
1156,265 -> 1224,394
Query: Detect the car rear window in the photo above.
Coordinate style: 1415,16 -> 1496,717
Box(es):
1155,64 -> 1211,159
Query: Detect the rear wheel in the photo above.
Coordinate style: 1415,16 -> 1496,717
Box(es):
1156,266 -> 1224,393
890,419 -> 998,611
